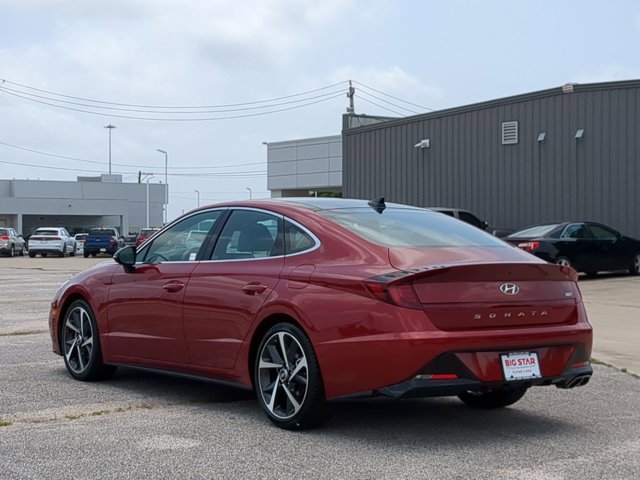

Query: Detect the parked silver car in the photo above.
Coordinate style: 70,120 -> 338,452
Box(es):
0,227 -> 26,257
28,227 -> 76,257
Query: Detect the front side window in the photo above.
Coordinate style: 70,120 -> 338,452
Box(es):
211,210 -> 282,260
141,210 -> 222,263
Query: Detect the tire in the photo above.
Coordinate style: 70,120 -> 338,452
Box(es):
458,386 -> 528,409
555,256 -> 572,269
83,252 -> 89,258
585,271 -> 598,278
61,299 -> 116,381
91,253 -> 97,257
42,253 -> 47,257
254,322 -> 329,430
60,244 -> 66,257
630,252 -> 640,276
29,252 -> 36,258
9,245 -> 15,257
19,246 -> 25,256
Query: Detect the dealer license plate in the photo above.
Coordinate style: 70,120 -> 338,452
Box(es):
100,248 -> 106,252
500,352 -> 541,381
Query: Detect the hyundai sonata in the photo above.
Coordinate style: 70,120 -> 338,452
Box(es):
49,198 -> 593,429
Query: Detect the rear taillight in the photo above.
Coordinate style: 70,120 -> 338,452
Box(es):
363,280 -> 422,309
109,237 -> 117,245
51,237 -> 61,241
0,235 -> 8,240
517,241 -> 540,252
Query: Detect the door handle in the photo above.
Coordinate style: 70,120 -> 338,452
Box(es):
162,281 -> 185,293
242,283 -> 267,295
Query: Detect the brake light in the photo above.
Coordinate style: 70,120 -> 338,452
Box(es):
0,235 -> 8,240
517,241 -> 540,252
363,281 -> 422,309
109,237 -> 117,245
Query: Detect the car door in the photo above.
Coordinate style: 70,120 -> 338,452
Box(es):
106,210 -> 223,365
182,209 -> 284,369
558,223 -> 599,271
587,223 -> 626,270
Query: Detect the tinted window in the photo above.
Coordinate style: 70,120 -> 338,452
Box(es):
88,229 -> 117,237
0,229 -> 7,235
285,220 -> 316,254
508,224 -> 560,239
141,210 -> 222,263
318,208 -> 505,248
561,224 -> 590,239
458,211 -> 485,229
34,229 -> 60,236
589,225 -> 618,240
212,210 -> 282,260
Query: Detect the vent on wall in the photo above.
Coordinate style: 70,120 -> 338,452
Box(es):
501,121 -> 518,145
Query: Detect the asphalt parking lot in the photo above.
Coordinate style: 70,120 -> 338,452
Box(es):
1,257 -> 639,479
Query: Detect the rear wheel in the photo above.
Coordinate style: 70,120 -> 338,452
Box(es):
255,323 -> 329,430
60,245 -> 66,257
630,252 -> 640,276
61,300 -> 116,381
29,252 -> 36,258
458,386 -> 528,409
9,245 -> 15,257
555,256 -> 572,269
19,246 -> 25,256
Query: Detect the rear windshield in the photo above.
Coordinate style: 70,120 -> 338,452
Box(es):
139,229 -> 159,236
0,229 -> 7,235
507,224 -> 560,239
89,229 -> 117,237
34,229 -> 59,236
318,208 -> 506,248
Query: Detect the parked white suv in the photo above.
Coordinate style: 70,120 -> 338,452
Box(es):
28,227 -> 76,257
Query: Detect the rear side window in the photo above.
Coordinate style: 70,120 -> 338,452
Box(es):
285,220 -> 316,254
318,208 -> 505,248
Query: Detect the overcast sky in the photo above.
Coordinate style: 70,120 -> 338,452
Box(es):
2,0 -> 640,219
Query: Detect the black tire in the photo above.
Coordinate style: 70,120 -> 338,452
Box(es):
83,252 -> 89,258
29,252 -> 36,258
630,252 -> 640,276
555,256 -> 572,269
254,322 -> 329,430
458,386 -> 528,409
9,245 -> 15,257
585,271 -> 598,278
61,299 -> 116,381
91,253 -> 97,257
69,248 -> 76,257
42,253 -> 47,257
60,245 -> 66,257
19,246 -> 25,256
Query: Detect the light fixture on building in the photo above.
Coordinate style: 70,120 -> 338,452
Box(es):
414,138 -> 430,149
575,129 -> 585,139
537,132 -> 547,143
562,83 -> 576,93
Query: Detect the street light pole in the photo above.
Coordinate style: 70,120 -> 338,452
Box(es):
246,187 -> 253,200
141,172 -> 154,228
104,124 -> 116,174
157,149 -> 168,224
194,189 -> 200,207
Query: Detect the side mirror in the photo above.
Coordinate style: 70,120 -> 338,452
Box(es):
114,246 -> 136,271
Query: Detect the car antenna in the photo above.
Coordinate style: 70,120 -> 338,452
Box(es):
368,196 -> 386,214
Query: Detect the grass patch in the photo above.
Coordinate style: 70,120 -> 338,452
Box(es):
0,329 -> 48,337
0,420 -> 12,427
65,414 -> 82,420
90,410 -> 108,416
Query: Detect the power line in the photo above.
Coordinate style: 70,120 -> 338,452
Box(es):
358,96 -> 405,116
0,140 -> 265,170
1,89 -> 345,121
352,80 -> 434,111
1,78 -> 348,109
357,89 -> 419,114
0,85 -> 346,114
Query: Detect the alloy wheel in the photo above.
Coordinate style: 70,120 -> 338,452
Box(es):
257,331 -> 309,420
556,257 -> 571,268
63,306 -> 94,374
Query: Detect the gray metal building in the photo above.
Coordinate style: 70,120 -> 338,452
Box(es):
343,80 -> 640,238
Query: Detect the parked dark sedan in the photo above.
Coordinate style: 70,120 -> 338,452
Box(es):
506,222 -> 640,276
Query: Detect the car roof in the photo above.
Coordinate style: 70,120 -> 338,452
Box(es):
198,197 -> 426,213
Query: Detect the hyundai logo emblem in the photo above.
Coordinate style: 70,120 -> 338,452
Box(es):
500,283 -> 520,295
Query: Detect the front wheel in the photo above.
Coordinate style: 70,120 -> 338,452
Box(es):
255,323 -> 329,430
630,252 -> 640,276
61,300 -> 116,381
458,386 -> 528,409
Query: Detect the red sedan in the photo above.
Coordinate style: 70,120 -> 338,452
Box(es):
49,198 -> 593,430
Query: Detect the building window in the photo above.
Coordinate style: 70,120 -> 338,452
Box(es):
501,121 -> 518,145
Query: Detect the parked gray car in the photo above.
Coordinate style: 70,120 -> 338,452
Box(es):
0,227 -> 26,257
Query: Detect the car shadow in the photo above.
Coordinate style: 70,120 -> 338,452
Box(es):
579,271 -> 631,281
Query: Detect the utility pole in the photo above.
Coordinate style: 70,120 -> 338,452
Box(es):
104,124 -> 116,174
346,80 -> 355,114
141,172 -> 154,228
194,190 -> 200,208
246,187 -> 252,200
